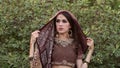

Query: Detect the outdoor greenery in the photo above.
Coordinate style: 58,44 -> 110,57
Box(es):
0,0 -> 120,68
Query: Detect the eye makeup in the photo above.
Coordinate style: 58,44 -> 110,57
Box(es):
56,19 -> 68,23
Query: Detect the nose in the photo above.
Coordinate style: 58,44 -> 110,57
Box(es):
58,21 -> 63,26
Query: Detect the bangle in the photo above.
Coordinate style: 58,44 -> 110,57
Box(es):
84,60 -> 89,64
29,56 -> 33,61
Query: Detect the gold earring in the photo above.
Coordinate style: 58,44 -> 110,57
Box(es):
55,32 -> 59,38
69,30 -> 72,37
56,34 -> 59,38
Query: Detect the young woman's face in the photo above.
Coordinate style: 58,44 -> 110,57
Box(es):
55,14 -> 71,34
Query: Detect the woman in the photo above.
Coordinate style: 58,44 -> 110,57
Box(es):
29,10 -> 94,68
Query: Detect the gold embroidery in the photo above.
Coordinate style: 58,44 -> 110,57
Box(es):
51,60 -> 75,67
55,38 -> 74,47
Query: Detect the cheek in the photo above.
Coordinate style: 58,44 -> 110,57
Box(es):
64,24 -> 71,30
68,24 -> 71,29
66,23 -> 71,29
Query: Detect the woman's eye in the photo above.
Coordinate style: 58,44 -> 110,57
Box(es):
56,19 -> 60,23
62,20 -> 67,23
56,19 -> 67,23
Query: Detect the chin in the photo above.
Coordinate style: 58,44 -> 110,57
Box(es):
58,31 -> 66,34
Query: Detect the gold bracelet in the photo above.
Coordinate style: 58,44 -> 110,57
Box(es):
84,60 -> 89,64
29,56 -> 33,61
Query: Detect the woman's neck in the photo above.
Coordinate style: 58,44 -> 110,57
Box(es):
58,33 -> 69,40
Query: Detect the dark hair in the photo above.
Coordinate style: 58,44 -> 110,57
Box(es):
54,11 -> 79,44
38,10 -> 88,54
54,11 -> 88,53
54,11 -> 74,37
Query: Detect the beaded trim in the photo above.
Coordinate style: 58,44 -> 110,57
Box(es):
51,60 -> 75,67
54,38 -> 74,47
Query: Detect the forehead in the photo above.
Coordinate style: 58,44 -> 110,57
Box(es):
56,14 -> 67,19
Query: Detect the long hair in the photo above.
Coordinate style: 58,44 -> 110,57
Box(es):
53,11 -> 88,53
37,10 -> 88,68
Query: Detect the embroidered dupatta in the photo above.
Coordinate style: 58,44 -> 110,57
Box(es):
36,10 -> 88,68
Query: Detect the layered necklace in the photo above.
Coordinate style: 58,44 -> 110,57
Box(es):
55,38 -> 74,47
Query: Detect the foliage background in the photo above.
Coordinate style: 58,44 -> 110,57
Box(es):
0,0 -> 120,68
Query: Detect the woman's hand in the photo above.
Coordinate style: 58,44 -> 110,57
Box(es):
86,37 -> 94,51
82,37 -> 94,66
29,30 -> 40,60
31,30 -> 40,39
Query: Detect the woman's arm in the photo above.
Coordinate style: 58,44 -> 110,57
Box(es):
29,30 -> 40,59
77,37 -> 94,68
29,30 -> 43,68
82,37 -> 94,68
77,50 -> 94,68
81,49 -> 94,68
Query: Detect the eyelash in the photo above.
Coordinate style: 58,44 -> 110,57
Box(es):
56,19 -> 67,23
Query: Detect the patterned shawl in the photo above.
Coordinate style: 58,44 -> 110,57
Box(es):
36,10 -> 88,68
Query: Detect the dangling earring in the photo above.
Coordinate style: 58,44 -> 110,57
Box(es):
69,30 -> 72,38
55,32 -> 59,38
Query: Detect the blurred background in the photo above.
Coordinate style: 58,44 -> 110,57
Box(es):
0,0 -> 120,68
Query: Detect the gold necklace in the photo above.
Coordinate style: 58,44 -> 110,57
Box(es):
55,38 -> 74,47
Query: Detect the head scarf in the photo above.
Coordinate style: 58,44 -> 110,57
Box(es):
36,10 -> 88,68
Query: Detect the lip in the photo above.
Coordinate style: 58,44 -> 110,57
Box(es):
58,28 -> 64,30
